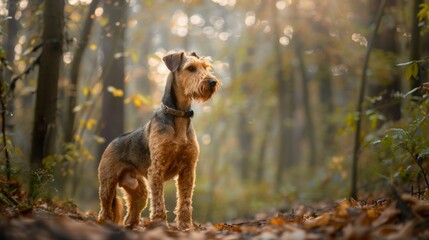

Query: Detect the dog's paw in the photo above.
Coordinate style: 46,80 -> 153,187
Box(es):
177,222 -> 194,231
124,219 -> 141,229
97,211 -> 111,224
147,218 -> 169,229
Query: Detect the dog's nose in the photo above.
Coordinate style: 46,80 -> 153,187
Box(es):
209,78 -> 217,88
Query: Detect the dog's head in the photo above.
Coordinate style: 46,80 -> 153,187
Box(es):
163,51 -> 221,102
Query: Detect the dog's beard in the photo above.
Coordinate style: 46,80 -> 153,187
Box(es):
191,82 -> 218,102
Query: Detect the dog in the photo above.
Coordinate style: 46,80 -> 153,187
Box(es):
97,51 -> 221,230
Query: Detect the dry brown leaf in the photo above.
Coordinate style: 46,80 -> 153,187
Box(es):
412,200 -> 429,217
350,198 -> 359,207
400,194 -> 418,204
230,225 -> 242,233
342,223 -> 371,240
385,221 -> 415,240
372,202 -> 400,228
143,227 -> 172,240
377,224 -> 401,236
304,213 -> 330,229
366,208 -> 379,220
281,227 -> 306,240
257,231 -> 278,240
336,199 -> 351,218
213,223 -> 229,231
269,216 -> 286,226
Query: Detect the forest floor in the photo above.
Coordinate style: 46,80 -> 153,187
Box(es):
1,183 -> 429,240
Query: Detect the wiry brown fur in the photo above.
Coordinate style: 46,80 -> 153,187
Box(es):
97,51 -> 220,229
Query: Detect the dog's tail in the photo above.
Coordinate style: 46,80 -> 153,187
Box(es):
112,193 -> 124,225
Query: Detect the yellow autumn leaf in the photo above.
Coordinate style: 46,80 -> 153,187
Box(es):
83,87 -> 90,96
74,134 -> 83,145
86,118 -> 97,130
137,94 -> 151,105
133,97 -> 142,108
107,86 -> 124,97
93,135 -> 105,144
89,43 -> 97,51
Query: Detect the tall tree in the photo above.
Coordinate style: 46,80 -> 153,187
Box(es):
98,0 -> 128,158
369,0 -> 401,121
271,1 -> 294,190
410,0 -> 423,94
64,0 -> 100,143
4,0 -> 19,136
1,0 -> 19,182
237,46 -> 254,182
292,2 -> 317,167
29,0 -> 65,197
351,0 -> 386,199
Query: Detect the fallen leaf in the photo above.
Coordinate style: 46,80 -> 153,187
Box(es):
337,199 -> 351,218
304,213 -> 330,229
385,221 -> 415,240
372,202 -> 400,228
343,223 -> 371,240
269,216 -> 286,226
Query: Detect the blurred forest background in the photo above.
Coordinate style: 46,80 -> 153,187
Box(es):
0,0 -> 429,224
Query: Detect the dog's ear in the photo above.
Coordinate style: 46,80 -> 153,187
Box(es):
163,52 -> 184,72
190,52 -> 200,59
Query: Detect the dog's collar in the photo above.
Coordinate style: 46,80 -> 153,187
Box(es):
160,102 -> 194,118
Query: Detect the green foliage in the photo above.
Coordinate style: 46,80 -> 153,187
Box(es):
0,135 -> 24,176
42,143 -> 93,176
405,62 -> 419,81
371,96 -> 429,189
418,3 -> 429,22
29,168 -> 55,200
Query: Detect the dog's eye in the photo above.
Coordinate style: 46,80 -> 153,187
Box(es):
187,66 -> 196,72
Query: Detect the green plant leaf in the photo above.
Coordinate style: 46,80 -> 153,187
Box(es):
386,128 -> 410,142
418,3 -> 429,21
405,64 -> 413,81
411,62 -> 419,78
418,148 -> 429,159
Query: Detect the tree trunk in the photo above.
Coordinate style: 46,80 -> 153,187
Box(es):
97,0 -> 128,159
410,0 -> 423,94
270,2 -> 291,190
4,0 -> 18,137
317,48 -> 335,158
64,0 -> 100,143
237,46 -> 254,182
369,0 -> 401,121
29,0 -> 64,198
294,36 -> 317,167
350,0 -> 386,200
255,111 -> 275,183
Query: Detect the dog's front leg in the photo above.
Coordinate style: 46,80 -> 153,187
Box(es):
148,161 -> 168,226
175,162 -> 196,230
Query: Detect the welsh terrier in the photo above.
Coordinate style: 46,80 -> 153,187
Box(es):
97,51 -> 221,230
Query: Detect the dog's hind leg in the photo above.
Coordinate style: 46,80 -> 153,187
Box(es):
121,172 -> 148,228
98,176 -> 119,223
97,145 -> 123,224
